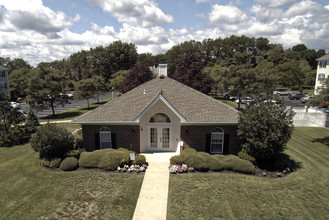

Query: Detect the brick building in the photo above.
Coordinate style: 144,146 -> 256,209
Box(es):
72,74 -> 240,154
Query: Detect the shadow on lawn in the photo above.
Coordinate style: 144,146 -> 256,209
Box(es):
257,153 -> 302,172
312,136 -> 329,147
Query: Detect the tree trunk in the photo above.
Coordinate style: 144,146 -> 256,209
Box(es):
50,101 -> 55,116
238,94 -> 241,110
97,93 -> 99,103
87,98 -> 90,109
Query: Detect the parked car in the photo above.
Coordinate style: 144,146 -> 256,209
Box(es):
16,109 -> 28,118
321,100 -> 329,108
289,93 -> 304,100
10,102 -> 21,108
223,92 -> 236,101
300,95 -> 313,103
235,97 -> 254,105
273,89 -> 291,96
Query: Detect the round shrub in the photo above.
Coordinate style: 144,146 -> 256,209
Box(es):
181,148 -> 197,161
222,155 -> 240,171
208,156 -> 224,171
213,154 -> 226,161
232,159 -> 255,174
98,151 -> 124,171
40,158 -> 62,169
170,155 -> 184,165
185,154 -> 209,172
79,149 -> 115,168
117,148 -> 135,166
60,157 -> 79,171
31,123 -> 75,159
132,154 -> 147,166
238,151 -> 256,164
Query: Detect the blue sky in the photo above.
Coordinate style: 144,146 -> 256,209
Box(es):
0,0 -> 329,66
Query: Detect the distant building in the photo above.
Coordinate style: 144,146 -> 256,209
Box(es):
314,53 -> 329,94
0,65 -> 10,96
149,61 -> 168,77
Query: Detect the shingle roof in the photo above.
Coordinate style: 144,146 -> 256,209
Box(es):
0,65 -> 8,70
316,53 -> 329,61
72,76 -> 239,124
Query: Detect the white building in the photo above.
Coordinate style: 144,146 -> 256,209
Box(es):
149,61 -> 168,77
314,53 -> 329,94
0,65 -> 10,96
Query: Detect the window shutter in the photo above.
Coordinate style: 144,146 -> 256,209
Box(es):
223,134 -> 229,154
111,133 -> 117,149
95,133 -> 100,150
205,133 -> 211,153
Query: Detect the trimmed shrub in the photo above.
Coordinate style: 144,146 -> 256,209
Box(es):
66,150 -> 80,159
238,151 -> 256,164
117,148 -> 135,166
170,155 -> 184,165
208,156 -> 224,171
98,151 -> 124,171
181,148 -> 198,161
132,154 -> 147,166
232,159 -> 255,174
79,149 -> 115,168
40,158 -> 62,169
222,155 -> 240,171
75,137 -> 84,149
60,157 -> 79,171
31,123 -> 75,159
185,153 -> 209,172
213,154 -> 226,161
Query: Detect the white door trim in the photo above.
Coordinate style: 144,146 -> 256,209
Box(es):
147,125 -> 172,152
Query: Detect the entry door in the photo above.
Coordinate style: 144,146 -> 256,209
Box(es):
149,126 -> 170,149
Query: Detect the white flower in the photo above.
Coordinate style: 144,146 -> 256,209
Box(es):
117,166 -> 121,171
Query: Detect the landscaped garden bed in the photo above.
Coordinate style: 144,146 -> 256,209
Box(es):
40,148 -> 148,173
168,148 -> 295,178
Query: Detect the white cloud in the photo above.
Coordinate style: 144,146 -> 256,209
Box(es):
209,4 -> 247,25
196,0 -> 211,4
1,0 -> 78,35
88,0 -> 173,27
255,0 -> 296,8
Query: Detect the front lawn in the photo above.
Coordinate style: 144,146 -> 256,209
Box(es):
0,143 -> 144,219
168,127 -> 329,219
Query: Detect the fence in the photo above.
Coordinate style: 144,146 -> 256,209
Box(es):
292,107 -> 326,127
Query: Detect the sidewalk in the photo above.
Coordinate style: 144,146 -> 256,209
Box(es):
132,152 -> 177,220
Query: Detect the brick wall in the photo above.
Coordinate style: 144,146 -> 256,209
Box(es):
82,125 -> 140,152
180,125 -> 241,154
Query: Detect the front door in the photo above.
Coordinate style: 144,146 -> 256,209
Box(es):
149,126 -> 171,150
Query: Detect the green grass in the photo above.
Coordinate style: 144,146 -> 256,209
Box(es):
39,98 -> 112,122
168,127 -> 329,219
0,143 -> 144,219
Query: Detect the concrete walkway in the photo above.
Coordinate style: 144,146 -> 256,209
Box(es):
132,152 -> 177,220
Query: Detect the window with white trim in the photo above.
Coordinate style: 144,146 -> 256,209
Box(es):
0,70 -> 6,77
149,113 -> 171,123
319,61 -> 327,68
0,82 -> 7,89
318,73 -> 325,81
210,128 -> 224,154
100,127 -> 112,149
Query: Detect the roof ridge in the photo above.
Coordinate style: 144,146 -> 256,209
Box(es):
165,76 -> 240,113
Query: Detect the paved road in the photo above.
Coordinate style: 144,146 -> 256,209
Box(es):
20,92 -> 116,118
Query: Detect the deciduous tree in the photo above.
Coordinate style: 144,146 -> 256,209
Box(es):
120,63 -> 153,93
171,54 -> 213,94
238,96 -> 295,162
75,79 -> 96,108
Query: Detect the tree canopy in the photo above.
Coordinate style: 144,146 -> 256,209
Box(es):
171,54 -> 213,94
120,63 -> 153,93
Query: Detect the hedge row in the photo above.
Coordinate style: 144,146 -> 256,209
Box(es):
40,148 -> 146,172
170,148 -> 255,174
79,148 -> 146,171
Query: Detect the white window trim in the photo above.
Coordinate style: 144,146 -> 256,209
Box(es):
100,127 -> 112,149
210,128 -> 224,154
318,73 -> 325,81
149,112 -> 172,124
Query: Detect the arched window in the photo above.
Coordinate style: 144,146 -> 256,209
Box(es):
211,128 -> 224,154
149,113 -> 171,123
318,73 -> 325,81
100,127 -> 112,149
